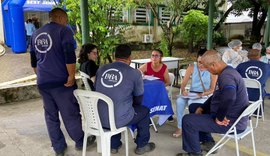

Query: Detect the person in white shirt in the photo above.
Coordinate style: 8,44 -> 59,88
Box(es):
222,40 -> 248,68
25,19 -> 36,48
261,46 -> 270,64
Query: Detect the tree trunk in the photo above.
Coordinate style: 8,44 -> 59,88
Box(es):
106,53 -> 113,63
251,6 -> 267,42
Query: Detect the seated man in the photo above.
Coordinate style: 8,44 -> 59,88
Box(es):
177,50 -> 249,156
95,44 -> 155,155
236,49 -> 270,101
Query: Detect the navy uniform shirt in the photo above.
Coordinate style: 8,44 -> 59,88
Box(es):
95,61 -> 144,128
236,60 -> 270,101
202,66 -> 249,130
30,22 -> 76,88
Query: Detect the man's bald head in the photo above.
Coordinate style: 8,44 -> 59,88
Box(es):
201,50 -> 222,66
49,8 -> 68,26
201,50 -> 226,75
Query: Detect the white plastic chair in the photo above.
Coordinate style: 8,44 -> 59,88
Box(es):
243,78 -> 264,128
79,71 -> 92,91
73,89 -> 129,156
206,100 -> 262,156
179,69 -> 191,94
168,72 -> 175,101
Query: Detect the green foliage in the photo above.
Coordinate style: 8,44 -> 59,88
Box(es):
213,32 -> 227,46
136,0 -> 207,55
62,0 -> 133,63
158,35 -> 170,57
180,9 -> 208,47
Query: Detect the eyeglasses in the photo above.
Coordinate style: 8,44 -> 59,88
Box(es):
151,54 -> 160,58
91,51 -> 98,55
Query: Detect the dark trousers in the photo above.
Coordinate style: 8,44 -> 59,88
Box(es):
111,105 -> 150,149
26,35 -> 31,48
182,114 -> 230,153
189,103 -> 214,143
39,85 -> 84,152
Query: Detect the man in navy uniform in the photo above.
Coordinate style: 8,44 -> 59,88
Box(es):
30,8 -> 94,156
177,50 -> 248,156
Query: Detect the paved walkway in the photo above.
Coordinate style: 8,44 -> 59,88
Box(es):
0,48 -> 34,83
0,87 -> 270,156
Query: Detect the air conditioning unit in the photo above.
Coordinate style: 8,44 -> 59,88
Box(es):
143,34 -> 153,43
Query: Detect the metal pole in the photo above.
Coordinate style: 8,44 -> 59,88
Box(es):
207,0 -> 214,50
263,5 -> 270,48
80,0 -> 90,44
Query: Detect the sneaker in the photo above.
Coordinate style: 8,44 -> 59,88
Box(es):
111,144 -> 122,154
135,142 -> 155,155
176,152 -> 203,156
75,135 -> 96,150
55,146 -> 67,156
201,141 -> 218,154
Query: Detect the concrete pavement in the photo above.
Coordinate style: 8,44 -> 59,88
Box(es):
0,87 -> 270,156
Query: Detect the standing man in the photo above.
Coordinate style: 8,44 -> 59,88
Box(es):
95,44 -> 155,155
30,8 -> 94,156
177,50 -> 249,156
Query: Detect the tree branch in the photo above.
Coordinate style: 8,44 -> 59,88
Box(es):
213,4 -> 234,31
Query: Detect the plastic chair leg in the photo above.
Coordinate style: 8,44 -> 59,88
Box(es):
150,117 -> 158,133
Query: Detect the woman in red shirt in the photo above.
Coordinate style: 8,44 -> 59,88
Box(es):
139,49 -> 170,86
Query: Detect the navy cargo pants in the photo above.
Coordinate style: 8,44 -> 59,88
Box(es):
39,85 -> 84,153
111,105 -> 150,149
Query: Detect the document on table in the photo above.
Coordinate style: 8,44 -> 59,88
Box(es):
180,92 -> 203,99
143,75 -> 160,80
180,92 -> 209,99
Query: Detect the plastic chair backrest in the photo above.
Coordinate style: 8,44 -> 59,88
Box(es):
168,72 -> 175,86
243,78 -> 262,101
79,71 -> 92,91
179,69 -> 186,83
240,100 -> 262,118
168,73 -> 175,100
73,89 -> 118,135
179,69 -> 191,94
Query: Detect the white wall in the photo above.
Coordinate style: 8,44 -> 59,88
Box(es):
0,4 -> 5,44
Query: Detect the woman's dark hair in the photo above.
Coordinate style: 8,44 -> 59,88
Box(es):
78,43 -> 97,64
153,49 -> 163,57
197,48 -> 207,57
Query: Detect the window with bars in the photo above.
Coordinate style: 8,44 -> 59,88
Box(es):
159,6 -> 171,25
109,8 -> 124,23
134,7 -> 148,24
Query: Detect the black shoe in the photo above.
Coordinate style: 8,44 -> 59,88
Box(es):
55,146 -> 67,156
135,142 -> 155,155
176,152 -> 203,156
75,135 -> 96,150
111,144 -> 122,154
201,141 -> 218,154
168,116 -> 175,123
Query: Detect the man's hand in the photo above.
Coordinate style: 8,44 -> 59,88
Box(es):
215,117 -> 230,126
195,107 -> 203,114
64,75 -> 75,87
